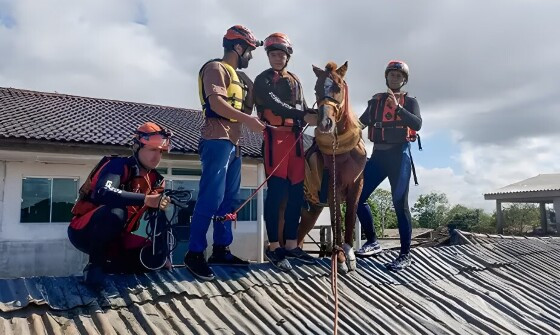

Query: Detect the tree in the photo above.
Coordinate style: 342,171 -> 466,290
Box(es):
412,192 -> 449,229
445,204 -> 476,231
352,188 -> 398,240
502,203 -> 540,234
469,210 -> 495,233
369,189 -> 397,236
445,205 -> 494,232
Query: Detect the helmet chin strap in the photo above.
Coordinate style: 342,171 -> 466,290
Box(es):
235,45 -> 250,69
281,56 -> 290,71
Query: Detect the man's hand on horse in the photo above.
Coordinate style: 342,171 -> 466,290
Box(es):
304,112 -> 318,126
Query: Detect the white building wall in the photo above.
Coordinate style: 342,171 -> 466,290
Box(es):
0,161 -> 5,234
0,151 -> 264,278
2,160 -> 89,241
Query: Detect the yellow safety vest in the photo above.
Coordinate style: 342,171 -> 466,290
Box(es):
198,59 -> 246,122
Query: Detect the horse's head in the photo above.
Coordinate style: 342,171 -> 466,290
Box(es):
313,61 -> 349,134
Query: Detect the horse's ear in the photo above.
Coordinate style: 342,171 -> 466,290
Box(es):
336,61 -> 348,78
312,65 -> 324,77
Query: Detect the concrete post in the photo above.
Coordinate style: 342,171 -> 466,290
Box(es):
256,163 -> 265,263
553,198 -> 560,227
355,215 -> 362,250
540,202 -> 548,234
0,161 -> 5,233
496,200 -> 504,234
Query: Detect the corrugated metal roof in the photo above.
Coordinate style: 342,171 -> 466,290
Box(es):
380,228 -> 433,239
453,230 -> 559,245
485,173 -> 560,195
2,235 -> 560,334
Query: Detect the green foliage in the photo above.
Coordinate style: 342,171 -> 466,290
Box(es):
445,204 -> 495,233
354,188 -> 398,239
410,192 -> 500,233
411,192 -> 449,229
502,203 -> 540,234
370,189 -> 397,235
352,188 -> 542,237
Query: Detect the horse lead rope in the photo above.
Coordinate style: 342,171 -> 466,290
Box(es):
215,124 -> 310,227
318,82 -> 348,335
331,120 -> 340,335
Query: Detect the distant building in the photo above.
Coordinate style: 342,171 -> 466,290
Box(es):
484,174 -> 560,233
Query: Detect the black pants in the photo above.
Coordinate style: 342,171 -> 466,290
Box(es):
264,176 -> 304,243
68,206 -> 148,273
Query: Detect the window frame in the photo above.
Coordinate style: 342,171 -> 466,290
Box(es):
20,175 -> 80,225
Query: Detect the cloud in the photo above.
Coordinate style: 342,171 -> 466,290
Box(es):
1,0 -> 558,211
407,134 -> 560,212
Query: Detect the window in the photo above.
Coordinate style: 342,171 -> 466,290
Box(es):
165,179 -> 199,200
21,177 -> 78,223
157,180 -> 265,265
237,188 -> 267,221
155,167 -> 168,175
164,179 -> 200,265
171,168 -> 202,176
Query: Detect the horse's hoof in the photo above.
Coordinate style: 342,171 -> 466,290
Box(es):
343,244 -> 357,272
337,260 -> 348,274
347,258 -> 357,272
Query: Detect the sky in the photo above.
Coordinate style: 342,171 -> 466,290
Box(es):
1,0 -> 559,212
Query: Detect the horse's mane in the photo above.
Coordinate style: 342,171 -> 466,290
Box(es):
344,103 -> 361,132
325,62 -> 338,73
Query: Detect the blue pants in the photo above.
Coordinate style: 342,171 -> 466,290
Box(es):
356,143 -> 413,255
188,139 -> 241,253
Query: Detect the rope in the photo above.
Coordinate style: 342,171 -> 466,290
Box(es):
317,81 -> 349,335
331,125 -> 340,335
315,126 -> 361,155
214,123 -> 310,228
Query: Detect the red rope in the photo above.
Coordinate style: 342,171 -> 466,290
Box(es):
331,246 -> 343,335
215,124 -> 310,226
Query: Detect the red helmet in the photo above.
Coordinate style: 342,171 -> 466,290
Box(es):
223,25 -> 262,49
385,60 -> 409,80
264,32 -> 293,55
134,122 -> 172,152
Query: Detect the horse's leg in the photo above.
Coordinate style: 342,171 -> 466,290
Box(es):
297,203 -> 323,248
278,196 -> 287,247
329,174 -> 347,273
344,177 -> 363,246
343,177 -> 363,271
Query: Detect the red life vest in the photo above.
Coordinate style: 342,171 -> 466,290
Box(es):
70,156 -> 164,232
367,93 -> 418,144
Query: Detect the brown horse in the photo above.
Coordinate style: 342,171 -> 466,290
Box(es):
297,61 -> 367,273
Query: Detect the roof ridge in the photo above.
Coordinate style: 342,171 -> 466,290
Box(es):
0,86 -> 198,112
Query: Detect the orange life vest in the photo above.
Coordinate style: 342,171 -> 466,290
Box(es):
367,93 -> 418,144
70,156 -> 164,232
